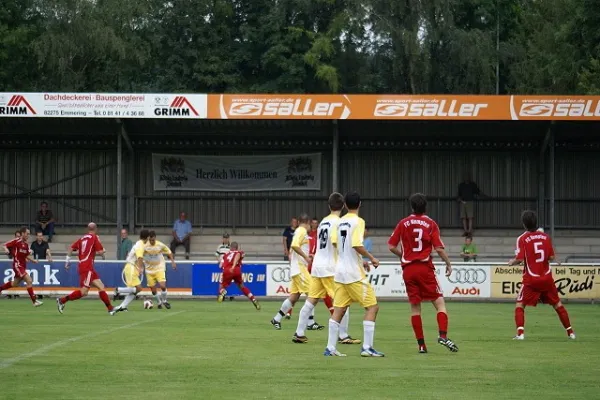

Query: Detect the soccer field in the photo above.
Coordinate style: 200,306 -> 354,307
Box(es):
1,300 -> 599,400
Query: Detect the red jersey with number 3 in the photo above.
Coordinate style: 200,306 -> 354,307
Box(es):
71,233 -> 104,271
222,250 -> 244,272
514,231 -> 555,284
388,214 -> 444,268
4,238 -> 30,270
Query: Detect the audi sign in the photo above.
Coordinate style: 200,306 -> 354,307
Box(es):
447,268 -> 487,284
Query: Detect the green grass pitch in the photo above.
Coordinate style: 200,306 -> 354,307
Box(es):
0,299 -> 599,400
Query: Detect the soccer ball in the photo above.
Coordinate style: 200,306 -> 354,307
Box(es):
143,300 -> 153,309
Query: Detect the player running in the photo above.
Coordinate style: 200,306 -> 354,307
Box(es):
0,227 -> 42,307
508,210 -> 575,340
388,193 -> 458,354
293,193 -> 360,345
144,231 -> 177,309
324,192 -> 384,357
56,223 -> 115,315
217,242 -> 260,310
112,229 -> 150,313
271,213 -> 313,329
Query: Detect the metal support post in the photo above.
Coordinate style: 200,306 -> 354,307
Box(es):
538,123 -> 553,228
332,121 -> 339,192
548,127 -> 555,240
116,127 -> 123,259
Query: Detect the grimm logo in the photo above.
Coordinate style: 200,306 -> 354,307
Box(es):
285,157 -> 315,187
0,95 -> 37,115
159,157 -> 187,187
154,96 -> 199,116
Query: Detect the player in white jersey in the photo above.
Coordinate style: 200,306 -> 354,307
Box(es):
271,213 -> 313,330
324,192 -> 384,357
292,192 -> 361,345
144,231 -> 177,309
112,229 -> 150,313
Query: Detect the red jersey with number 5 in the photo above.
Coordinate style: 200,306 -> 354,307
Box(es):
388,214 -> 444,268
71,233 -> 104,271
514,231 -> 555,284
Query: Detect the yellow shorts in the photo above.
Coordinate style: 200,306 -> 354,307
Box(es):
333,280 -> 377,308
308,276 -> 335,299
289,269 -> 312,294
146,270 -> 166,287
123,263 -> 141,287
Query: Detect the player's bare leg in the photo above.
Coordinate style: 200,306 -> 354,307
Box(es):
21,274 -> 42,307
237,283 -> 260,310
271,293 -> 300,330
552,301 -> 575,339
114,284 -> 142,313
514,302 -> 526,339
157,281 -> 171,309
324,306 -> 348,356
432,297 -> 458,352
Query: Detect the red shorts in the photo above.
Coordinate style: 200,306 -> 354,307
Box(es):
402,262 -> 443,305
79,269 -> 100,288
12,266 -> 27,279
221,269 -> 243,289
517,278 -> 560,307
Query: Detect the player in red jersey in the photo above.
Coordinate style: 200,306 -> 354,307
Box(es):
217,242 -> 260,310
1,227 -> 43,307
508,210 -> 575,340
388,193 -> 458,353
56,223 -> 115,315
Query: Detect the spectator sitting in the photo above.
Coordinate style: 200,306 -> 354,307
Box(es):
35,201 -> 55,242
170,211 -> 192,260
215,233 -> 231,266
363,227 -> 373,265
31,232 -> 52,261
117,228 -> 133,260
460,236 -> 478,262
7,230 -> 20,259
281,217 -> 298,261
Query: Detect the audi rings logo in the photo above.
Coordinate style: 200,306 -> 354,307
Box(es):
271,267 -> 291,283
448,268 -> 487,284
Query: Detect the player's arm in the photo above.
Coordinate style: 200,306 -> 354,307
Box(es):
291,229 -> 310,264
46,244 -> 53,262
387,223 -> 403,259
508,236 -> 525,265
353,220 -> 379,268
134,244 -> 145,274
2,240 -> 12,256
65,240 -> 79,270
26,252 -> 39,264
432,224 -> 451,276
162,243 -> 177,270
232,253 -> 241,271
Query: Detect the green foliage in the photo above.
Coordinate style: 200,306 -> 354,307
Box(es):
0,0 -> 597,94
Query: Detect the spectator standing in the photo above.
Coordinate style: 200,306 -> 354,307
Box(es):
457,176 -> 485,236
35,201 -> 55,242
363,227 -> 373,264
31,232 -> 52,261
281,217 -> 298,261
170,212 -> 192,260
460,236 -> 478,262
215,233 -> 231,266
308,217 -> 318,252
7,230 -> 20,259
117,229 -> 133,260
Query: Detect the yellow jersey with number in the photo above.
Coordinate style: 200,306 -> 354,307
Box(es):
332,213 -> 366,284
143,240 -> 171,273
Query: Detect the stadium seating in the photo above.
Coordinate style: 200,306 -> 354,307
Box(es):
0,227 -> 598,263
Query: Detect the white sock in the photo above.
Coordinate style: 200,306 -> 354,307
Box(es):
154,292 -> 162,305
274,299 -> 293,322
120,294 -> 136,309
339,310 -> 350,339
327,319 -> 340,352
161,289 -> 168,302
296,302 -> 314,337
117,287 -> 136,294
363,320 -> 375,350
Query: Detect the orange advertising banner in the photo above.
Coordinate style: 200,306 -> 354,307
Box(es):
207,94 -> 600,120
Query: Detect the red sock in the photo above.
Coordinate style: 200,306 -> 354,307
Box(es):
323,295 -> 334,315
515,307 -> 525,335
437,312 -> 448,338
98,290 -> 113,311
240,286 -> 255,301
0,281 -> 12,292
61,289 -> 83,304
411,315 -> 425,347
555,306 -> 573,335
26,287 -> 37,303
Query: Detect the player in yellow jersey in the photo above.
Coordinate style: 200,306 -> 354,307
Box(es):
324,192 -> 384,357
271,213 -> 312,330
112,229 -> 150,313
292,192 -> 361,345
144,231 -> 177,309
